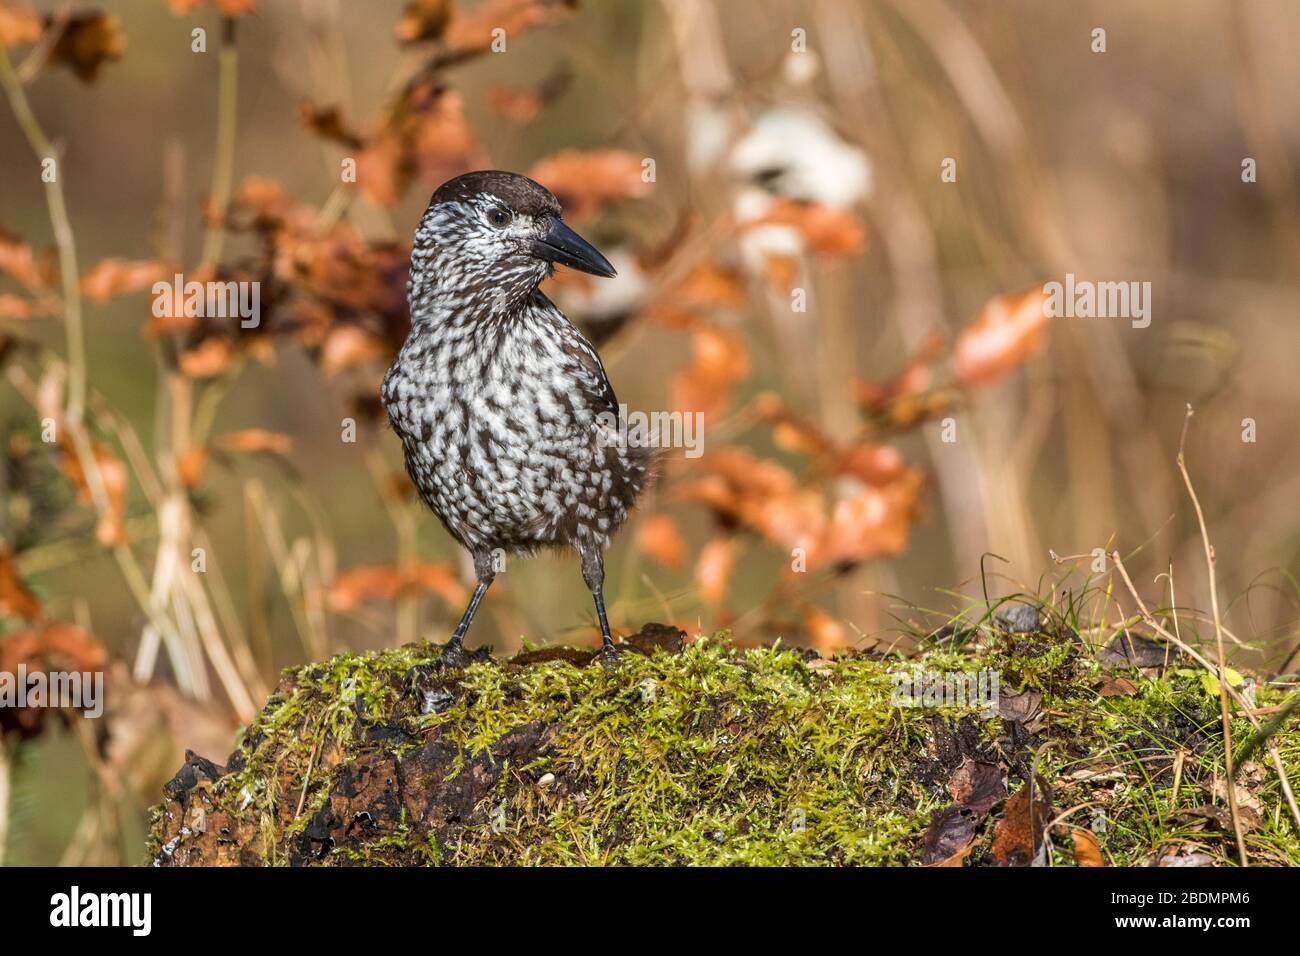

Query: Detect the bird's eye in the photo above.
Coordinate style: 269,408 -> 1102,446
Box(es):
487,208 -> 512,228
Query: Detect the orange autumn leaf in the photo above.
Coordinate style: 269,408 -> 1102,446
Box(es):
319,325 -> 389,376
952,288 -> 1050,388
441,0 -> 574,57
803,604 -> 847,656
0,229 -> 46,292
58,438 -> 129,548
670,325 -> 750,418
635,514 -> 687,569
528,149 -> 651,221
817,479 -> 920,568
214,429 -> 293,456
0,5 -> 42,47
177,446 -> 208,489
395,0 -> 453,44
694,537 -> 735,606
47,11 -> 125,84
750,199 -> 867,257
487,86 -> 543,124
326,562 -> 467,613
0,547 -> 42,620
0,293 -> 34,319
81,258 -> 163,303
179,338 -> 233,379
1072,828 -> 1105,867
167,0 -> 258,14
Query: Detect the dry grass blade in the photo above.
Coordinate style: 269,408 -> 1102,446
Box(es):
1175,404 -> 1247,866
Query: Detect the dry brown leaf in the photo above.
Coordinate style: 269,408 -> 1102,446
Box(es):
319,326 -> 388,376
326,562 -> 468,612
214,429 -> 293,456
0,5 -> 42,47
0,547 -> 42,620
179,338 -> 233,379
441,0 -> 574,59
47,11 -> 125,83
749,199 -> 867,257
0,293 -> 34,319
487,86 -> 543,124
167,0 -> 258,14
803,604 -> 846,656
0,229 -> 46,292
299,102 -> 363,150
177,446 -> 208,489
81,258 -> 163,303
395,0 -> 453,44
528,149 -> 651,221
1072,827 -> 1105,866
990,779 -> 1052,866
635,514 -> 686,569
693,537 -> 734,606
952,288 -> 1050,388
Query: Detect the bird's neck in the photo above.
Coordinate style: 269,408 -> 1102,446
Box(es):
407,246 -> 547,330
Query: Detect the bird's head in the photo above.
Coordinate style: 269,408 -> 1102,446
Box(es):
410,170 -> 615,314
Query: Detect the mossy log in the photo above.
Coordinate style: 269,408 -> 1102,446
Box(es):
146,620 -> 1300,866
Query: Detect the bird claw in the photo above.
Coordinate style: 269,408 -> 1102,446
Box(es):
594,641 -> 628,670
429,639 -> 472,670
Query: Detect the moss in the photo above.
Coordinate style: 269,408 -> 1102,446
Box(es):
146,622 -> 1300,867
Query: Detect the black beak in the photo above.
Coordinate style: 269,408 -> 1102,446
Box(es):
530,218 -> 617,278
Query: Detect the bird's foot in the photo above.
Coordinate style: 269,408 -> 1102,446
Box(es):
429,637 -> 472,670
594,640 -> 628,670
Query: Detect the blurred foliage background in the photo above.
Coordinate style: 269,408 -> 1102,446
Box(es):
0,0 -> 1297,865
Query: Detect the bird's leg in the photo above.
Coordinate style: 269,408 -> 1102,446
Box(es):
433,557 -> 495,669
581,547 -> 622,664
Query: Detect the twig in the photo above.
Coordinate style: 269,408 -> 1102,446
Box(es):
0,43 -> 87,423
200,18 -> 240,267
1175,405 -> 1246,866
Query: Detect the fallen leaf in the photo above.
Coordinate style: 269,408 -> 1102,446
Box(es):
922,806 -> 978,866
990,778 -> 1051,866
949,758 -> 1006,816
1096,675 -> 1138,697
998,688 -> 1044,726
1071,827 -> 1104,866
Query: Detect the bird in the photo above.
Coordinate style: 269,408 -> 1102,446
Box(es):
381,170 -> 654,666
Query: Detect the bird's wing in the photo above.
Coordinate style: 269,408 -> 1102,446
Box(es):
565,333 -> 621,423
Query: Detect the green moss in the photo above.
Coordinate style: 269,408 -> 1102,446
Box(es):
147,624 -> 1300,867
